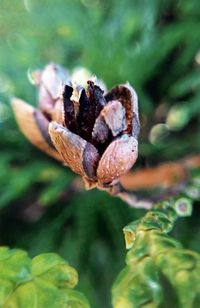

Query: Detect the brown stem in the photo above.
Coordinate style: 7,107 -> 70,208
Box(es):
102,182 -> 153,209
71,154 -> 200,209
120,154 -> 200,190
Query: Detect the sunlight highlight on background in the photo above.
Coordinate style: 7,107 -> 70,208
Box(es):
149,123 -> 169,145
71,67 -> 92,87
0,74 -> 14,95
166,105 -> 189,131
23,0 -> 33,13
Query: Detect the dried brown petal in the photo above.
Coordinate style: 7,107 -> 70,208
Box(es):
105,83 -> 140,138
40,63 -> 69,100
34,110 -> 53,148
92,115 -> 109,143
87,80 -> 107,117
82,143 -> 99,179
63,85 -> 76,132
92,100 -> 126,145
11,98 -> 61,161
52,98 -> 65,124
97,135 -> 138,184
49,122 -> 100,180
37,63 -> 70,116
38,84 -> 55,117
101,100 -> 126,137
70,85 -> 83,117
77,88 -> 95,142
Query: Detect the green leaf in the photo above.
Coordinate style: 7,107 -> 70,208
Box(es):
0,248 -> 31,285
32,253 -> 78,289
0,248 -> 90,308
112,201 -> 200,308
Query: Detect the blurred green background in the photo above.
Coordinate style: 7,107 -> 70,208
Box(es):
0,0 -> 200,307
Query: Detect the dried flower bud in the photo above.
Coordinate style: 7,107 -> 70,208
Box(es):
34,63 -> 70,118
12,63 -> 140,188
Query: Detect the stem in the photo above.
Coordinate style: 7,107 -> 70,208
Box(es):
120,154 -> 200,190
99,182 -> 153,209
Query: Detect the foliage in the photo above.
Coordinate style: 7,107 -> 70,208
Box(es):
0,0 -> 200,307
0,247 -> 89,307
112,199 -> 200,308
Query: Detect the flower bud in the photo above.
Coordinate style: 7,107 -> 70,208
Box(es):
12,63 -> 140,188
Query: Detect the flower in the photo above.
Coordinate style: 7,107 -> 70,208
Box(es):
12,63 -> 140,189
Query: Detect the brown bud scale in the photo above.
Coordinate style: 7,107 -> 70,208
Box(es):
12,98 -> 61,161
97,135 -> 138,184
49,122 -> 100,180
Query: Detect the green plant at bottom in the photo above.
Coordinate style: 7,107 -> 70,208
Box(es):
1,174 -> 200,307
112,199 -> 200,308
0,248 -> 90,308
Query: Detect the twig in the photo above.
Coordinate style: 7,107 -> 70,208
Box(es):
71,154 -> 200,209
120,154 -> 200,190
105,183 -> 153,209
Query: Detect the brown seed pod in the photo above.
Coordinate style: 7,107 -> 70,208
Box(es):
97,134 -> 138,185
11,98 -> 61,161
49,122 -> 100,181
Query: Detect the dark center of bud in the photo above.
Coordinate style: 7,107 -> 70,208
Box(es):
63,81 -> 110,151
